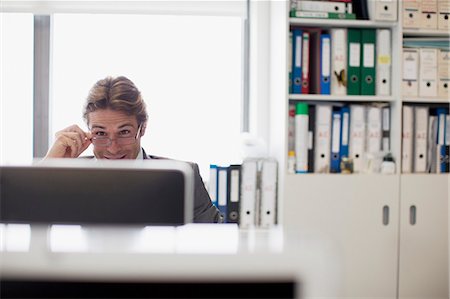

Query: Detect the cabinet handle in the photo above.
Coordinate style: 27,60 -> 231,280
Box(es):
382,205 -> 389,225
410,205 -> 417,225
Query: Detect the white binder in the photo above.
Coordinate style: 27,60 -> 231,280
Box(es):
349,105 -> 366,173
259,159 -> 278,228
402,105 -> 414,173
376,29 -> 391,96
208,165 -> 218,205
402,48 -> 419,97
438,0 -> 450,30
419,48 -> 438,97
314,104 -> 332,173
366,105 -> 383,155
420,0 -> 438,29
239,159 -> 259,228
438,49 -> 450,98
330,28 -> 347,96
403,0 -> 421,28
413,106 -> 429,173
369,0 -> 398,21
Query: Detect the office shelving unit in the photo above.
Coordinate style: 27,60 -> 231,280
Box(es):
267,1 -> 449,298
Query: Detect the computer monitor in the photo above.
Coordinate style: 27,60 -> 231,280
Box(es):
0,159 -> 194,225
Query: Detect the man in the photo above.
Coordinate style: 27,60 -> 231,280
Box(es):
45,76 -> 222,223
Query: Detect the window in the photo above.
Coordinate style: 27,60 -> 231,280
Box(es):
0,2 -> 248,179
0,13 -> 34,164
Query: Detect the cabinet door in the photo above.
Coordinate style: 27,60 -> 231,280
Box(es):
284,174 -> 399,298
398,174 -> 449,299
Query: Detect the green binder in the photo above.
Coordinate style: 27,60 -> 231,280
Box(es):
347,29 -> 361,95
360,29 -> 377,95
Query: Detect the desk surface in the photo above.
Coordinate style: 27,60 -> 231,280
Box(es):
0,224 -> 342,297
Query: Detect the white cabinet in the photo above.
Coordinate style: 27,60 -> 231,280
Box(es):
284,174 -> 399,298
398,174 -> 449,299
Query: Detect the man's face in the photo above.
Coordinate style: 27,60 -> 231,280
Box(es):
88,109 -> 144,159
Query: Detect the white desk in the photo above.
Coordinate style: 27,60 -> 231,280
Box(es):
0,224 -> 342,298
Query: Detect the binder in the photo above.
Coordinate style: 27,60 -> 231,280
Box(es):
292,29 -> 303,94
217,166 -> 228,222
330,107 -> 342,173
445,114 -> 450,172
314,104 -> 332,173
403,0 -> 421,28
307,104 -> 316,172
239,159 -> 258,228
438,0 -> 450,30
288,104 -> 296,152
208,165 -> 218,206
352,0 -> 370,20
420,0 -> 438,29
349,104 -> 366,173
339,105 -> 351,159
368,0 -> 398,21
330,28 -> 347,95
382,106 -> 391,152
295,102 -> 309,173
366,105 -> 383,155
376,29 -> 391,96
402,105 -> 414,173
288,31 -> 293,94
259,159 -> 278,228
436,108 -> 447,173
419,48 -> 438,97
427,115 -> 438,173
296,0 -> 349,13
302,31 -> 311,94
320,33 -> 332,95
226,164 -> 241,224
438,49 -> 450,98
413,106 -> 429,173
402,48 -> 419,97
308,29 -> 323,94
347,28 -> 361,95
360,29 -> 376,95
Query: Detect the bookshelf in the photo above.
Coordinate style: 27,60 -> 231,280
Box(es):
267,0 -> 449,298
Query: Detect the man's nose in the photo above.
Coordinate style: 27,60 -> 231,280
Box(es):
106,138 -> 121,154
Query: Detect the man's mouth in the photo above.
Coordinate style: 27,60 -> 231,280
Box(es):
104,155 -> 126,160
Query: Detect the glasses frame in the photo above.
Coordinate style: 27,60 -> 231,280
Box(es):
90,124 -> 142,147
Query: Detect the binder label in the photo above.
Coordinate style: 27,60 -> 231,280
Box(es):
322,38 -> 331,76
403,52 -> 418,81
230,169 -> 239,202
363,44 -> 375,68
349,43 -> 361,67
295,35 -> 302,67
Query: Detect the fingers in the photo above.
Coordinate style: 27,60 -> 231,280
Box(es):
46,125 -> 91,158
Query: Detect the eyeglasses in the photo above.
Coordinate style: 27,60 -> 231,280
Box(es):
90,125 -> 142,147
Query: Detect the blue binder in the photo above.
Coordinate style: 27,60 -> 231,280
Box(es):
436,108 -> 449,173
292,29 -> 303,94
320,33 -> 331,95
330,107 -> 342,173
339,106 -> 350,159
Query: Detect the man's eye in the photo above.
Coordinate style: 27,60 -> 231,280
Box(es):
95,131 -> 106,136
119,130 -> 131,136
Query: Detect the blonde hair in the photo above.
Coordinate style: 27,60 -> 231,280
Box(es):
83,76 -> 148,126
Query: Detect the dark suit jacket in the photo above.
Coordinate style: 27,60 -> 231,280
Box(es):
83,149 -> 223,223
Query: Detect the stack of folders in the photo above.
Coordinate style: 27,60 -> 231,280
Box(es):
208,159 -> 278,228
402,44 -> 450,99
289,27 -> 392,96
402,105 -> 450,173
403,0 -> 449,30
289,0 -> 397,21
288,102 -> 391,174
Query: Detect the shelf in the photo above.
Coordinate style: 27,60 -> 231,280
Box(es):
403,28 -> 450,37
289,18 -> 397,28
402,97 -> 450,104
289,94 -> 395,102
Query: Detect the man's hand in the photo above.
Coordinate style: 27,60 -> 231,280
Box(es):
45,125 -> 92,158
